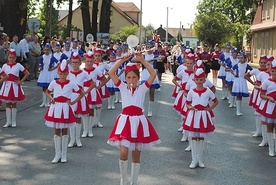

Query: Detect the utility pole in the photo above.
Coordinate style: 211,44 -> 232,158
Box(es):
139,0 -> 143,44
166,7 -> 168,42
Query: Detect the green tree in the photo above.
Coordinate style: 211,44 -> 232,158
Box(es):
110,25 -> 138,42
196,0 -> 258,48
145,24 -> 155,41
193,12 -> 232,47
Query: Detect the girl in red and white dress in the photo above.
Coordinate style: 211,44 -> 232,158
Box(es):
107,53 -> 160,185
245,55 -> 267,137
172,53 -> 195,132
254,55 -> 273,147
171,49 -> 190,99
258,59 -> 276,157
182,61 -> 215,152
67,53 -> 95,147
83,51 -> 107,129
183,68 -> 218,169
44,59 -> 84,163
93,49 -> 110,103
1,49 -> 29,128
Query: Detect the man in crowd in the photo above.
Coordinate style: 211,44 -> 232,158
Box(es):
29,35 -> 41,80
10,35 -> 23,63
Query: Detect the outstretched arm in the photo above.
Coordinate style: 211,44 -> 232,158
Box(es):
135,52 -> 156,85
108,55 -> 132,85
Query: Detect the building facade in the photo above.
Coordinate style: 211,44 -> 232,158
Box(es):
250,0 -> 276,63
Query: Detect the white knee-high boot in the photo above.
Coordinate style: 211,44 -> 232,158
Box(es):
267,133 -> 275,157
107,97 -> 112,109
96,109 -> 103,128
213,78 -> 217,87
147,101 -> 153,117
75,124 -> 82,147
185,137 -> 191,152
82,116 -> 89,138
259,125 -> 268,147
236,100 -> 242,116
61,135 -> 69,163
52,135 -> 61,164
11,108 -> 17,127
88,116 -> 94,137
3,108 -> 12,128
119,160 -> 128,185
253,115 -> 262,137
189,140 -> 198,169
111,95 -> 115,109
228,95 -> 235,108
68,127 -> 76,147
39,92 -> 46,108
115,92 -> 119,103
197,140 -> 205,168
181,132 -> 188,142
130,163 -> 140,185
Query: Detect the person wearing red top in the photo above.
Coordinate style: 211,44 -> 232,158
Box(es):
198,44 -> 212,77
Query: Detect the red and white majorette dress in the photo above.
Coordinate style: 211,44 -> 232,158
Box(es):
0,62 -> 26,103
182,78 -> 215,117
173,69 -> 194,116
107,80 -> 161,151
94,61 -> 110,100
68,70 -> 90,118
44,79 -> 81,128
183,87 -> 217,138
171,65 -> 187,99
248,67 -> 266,108
83,67 -> 103,108
254,71 -> 271,112
257,78 -> 276,124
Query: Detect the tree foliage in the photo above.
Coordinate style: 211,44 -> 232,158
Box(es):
110,25 -> 138,42
193,12 -> 232,47
195,0 -> 258,48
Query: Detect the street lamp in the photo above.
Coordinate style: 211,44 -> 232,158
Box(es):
166,7 -> 172,43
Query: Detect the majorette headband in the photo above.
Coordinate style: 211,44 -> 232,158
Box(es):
186,53 -> 195,60
110,52 -> 116,57
71,52 -> 81,60
94,49 -> 102,54
195,60 -> 204,69
239,52 -> 246,57
85,51 -> 93,59
58,59 -> 69,73
271,59 -> 276,69
194,68 -> 205,79
44,43 -> 51,49
185,49 -> 192,55
125,63 -> 139,71
55,42 -> 61,47
267,55 -> 274,62
259,54 -> 267,61
8,49 -> 16,55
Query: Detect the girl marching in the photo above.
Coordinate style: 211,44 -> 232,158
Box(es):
44,59 -> 84,163
231,52 -> 252,116
183,68 -> 218,169
1,49 -> 26,128
67,53 -> 95,147
107,52 -> 160,185
37,43 -> 59,108
258,59 -> 276,156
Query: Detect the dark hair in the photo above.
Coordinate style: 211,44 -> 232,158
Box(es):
125,69 -> 140,78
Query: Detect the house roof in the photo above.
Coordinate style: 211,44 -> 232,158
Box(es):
58,1 -> 139,26
166,28 -> 195,38
58,10 -> 69,22
114,2 -> 140,12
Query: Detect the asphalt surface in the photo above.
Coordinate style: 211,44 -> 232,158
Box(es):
0,72 -> 275,185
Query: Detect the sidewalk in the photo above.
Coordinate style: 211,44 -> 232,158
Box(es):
0,80 -> 41,120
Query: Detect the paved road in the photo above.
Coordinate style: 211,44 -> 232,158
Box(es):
0,73 -> 275,185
